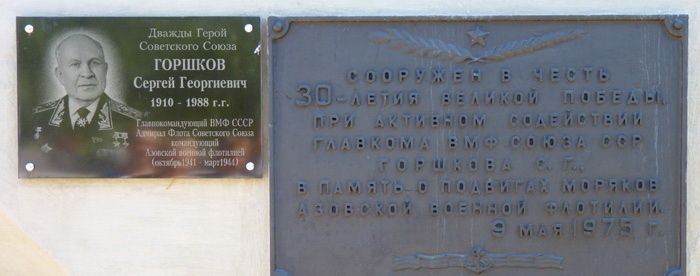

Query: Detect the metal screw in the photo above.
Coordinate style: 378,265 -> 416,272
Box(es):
673,19 -> 683,30
25,162 -> 35,172
272,22 -> 283,32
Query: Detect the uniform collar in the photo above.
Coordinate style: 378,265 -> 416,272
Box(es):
48,94 -> 114,130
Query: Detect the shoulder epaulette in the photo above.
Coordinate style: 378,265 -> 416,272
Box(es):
110,100 -> 143,120
32,99 -> 61,114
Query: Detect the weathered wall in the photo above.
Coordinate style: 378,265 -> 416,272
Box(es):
0,0 -> 697,275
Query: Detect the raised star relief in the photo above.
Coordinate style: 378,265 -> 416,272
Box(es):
467,26 -> 489,47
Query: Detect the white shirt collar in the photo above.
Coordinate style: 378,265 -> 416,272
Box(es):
68,97 -> 100,129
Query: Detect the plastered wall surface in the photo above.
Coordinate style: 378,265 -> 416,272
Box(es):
0,1 -> 698,275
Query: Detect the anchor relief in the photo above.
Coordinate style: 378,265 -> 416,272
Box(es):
393,245 -> 564,274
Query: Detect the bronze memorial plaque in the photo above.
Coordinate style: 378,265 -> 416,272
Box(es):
17,17 -> 261,178
271,16 -> 687,275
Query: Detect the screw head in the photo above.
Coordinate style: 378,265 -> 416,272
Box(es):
673,19 -> 684,30
272,22 -> 284,32
25,162 -> 35,172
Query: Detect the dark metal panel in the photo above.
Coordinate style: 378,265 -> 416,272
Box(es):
271,15 -> 687,276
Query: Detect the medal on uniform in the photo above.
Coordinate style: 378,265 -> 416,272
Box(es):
112,132 -> 129,148
40,143 -> 52,153
33,127 -> 42,140
75,117 -> 89,128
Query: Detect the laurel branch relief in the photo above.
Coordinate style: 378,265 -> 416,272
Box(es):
368,28 -> 587,63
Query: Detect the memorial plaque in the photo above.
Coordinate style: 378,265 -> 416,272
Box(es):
271,16 -> 687,275
17,17 -> 262,178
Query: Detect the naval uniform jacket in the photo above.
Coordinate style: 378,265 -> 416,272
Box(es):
32,94 -> 142,172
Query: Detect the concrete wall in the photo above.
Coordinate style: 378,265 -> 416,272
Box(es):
0,0 -> 697,275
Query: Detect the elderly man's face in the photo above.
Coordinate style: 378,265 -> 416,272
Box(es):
54,35 -> 108,104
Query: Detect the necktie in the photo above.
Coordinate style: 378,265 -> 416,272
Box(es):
75,107 -> 90,129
